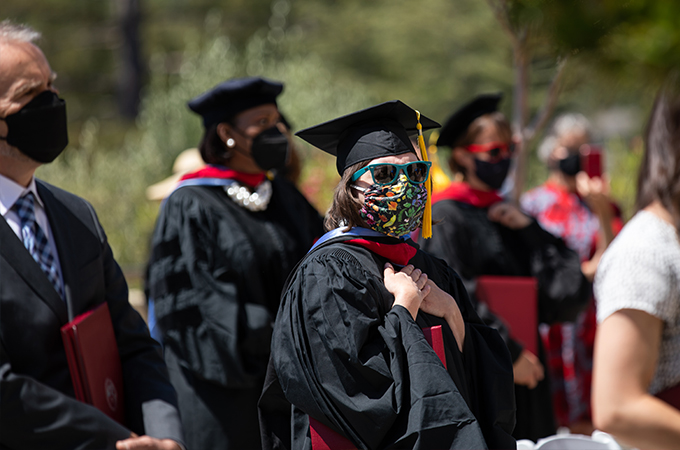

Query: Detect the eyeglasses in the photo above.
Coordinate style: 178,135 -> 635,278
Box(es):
466,141 -> 515,160
351,161 -> 432,185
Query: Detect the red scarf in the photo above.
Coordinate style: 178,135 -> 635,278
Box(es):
432,182 -> 503,209
180,165 -> 266,188
344,238 -> 417,266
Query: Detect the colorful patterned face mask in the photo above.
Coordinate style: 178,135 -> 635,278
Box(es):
354,174 -> 428,238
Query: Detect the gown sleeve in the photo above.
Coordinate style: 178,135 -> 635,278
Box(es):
513,219 -> 591,324
267,246 -> 502,450
147,187 -> 272,389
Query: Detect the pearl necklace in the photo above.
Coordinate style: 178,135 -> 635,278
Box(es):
223,179 -> 272,212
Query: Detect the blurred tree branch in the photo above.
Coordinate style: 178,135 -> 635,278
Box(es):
486,0 -> 567,203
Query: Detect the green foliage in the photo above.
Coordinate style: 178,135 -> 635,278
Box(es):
15,0 -> 666,272
508,0 -> 680,79
292,0 -> 515,119
607,137 -> 644,221
38,18 -> 374,270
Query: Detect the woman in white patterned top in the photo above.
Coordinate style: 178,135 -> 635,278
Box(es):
592,74 -> 680,450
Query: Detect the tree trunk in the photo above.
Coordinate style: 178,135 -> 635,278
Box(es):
116,0 -> 143,119
511,32 -> 530,204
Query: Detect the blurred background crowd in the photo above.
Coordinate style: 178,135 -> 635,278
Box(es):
6,0 -> 679,289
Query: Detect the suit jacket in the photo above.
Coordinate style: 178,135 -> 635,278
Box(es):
0,180 -> 184,450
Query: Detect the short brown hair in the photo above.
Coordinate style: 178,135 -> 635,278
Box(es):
447,112 -> 512,174
637,73 -> 680,233
324,160 -> 370,231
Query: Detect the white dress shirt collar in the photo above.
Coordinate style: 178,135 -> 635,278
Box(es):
0,173 -> 44,217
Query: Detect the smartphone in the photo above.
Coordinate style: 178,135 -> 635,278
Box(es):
580,144 -> 603,178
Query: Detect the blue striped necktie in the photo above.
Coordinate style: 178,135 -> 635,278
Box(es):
13,192 -> 65,300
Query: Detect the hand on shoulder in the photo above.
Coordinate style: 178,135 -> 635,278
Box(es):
420,280 -> 466,352
383,263 -> 430,320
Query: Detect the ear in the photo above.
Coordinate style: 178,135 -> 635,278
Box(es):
216,123 -> 233,144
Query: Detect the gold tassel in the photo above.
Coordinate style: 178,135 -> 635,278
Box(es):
415,110 -> 432,239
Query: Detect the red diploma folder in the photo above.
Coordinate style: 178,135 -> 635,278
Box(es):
475,276 -> 538,355
60,302 -> 126,425
310,326 -> 446,450
422,325 -> 447,369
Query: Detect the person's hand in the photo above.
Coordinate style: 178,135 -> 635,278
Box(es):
487,203 -> 532,230
513,349 -> 544,389
116,435 -> 183,450
581,258 -> 600,282
577,171 -> 616,253
384,263 -> 430,320
420,280 -> 465,352
576,172 -> 612,218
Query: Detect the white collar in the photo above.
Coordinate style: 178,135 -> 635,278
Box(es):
0,174 -> 43,217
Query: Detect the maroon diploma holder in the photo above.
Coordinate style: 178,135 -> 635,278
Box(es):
60,302 -> 126,425
475,276 -> 538,355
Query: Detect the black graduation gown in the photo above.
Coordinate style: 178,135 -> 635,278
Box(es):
146,176 -> 324,450
419,198 -> 591,442
259,233 -> 517,450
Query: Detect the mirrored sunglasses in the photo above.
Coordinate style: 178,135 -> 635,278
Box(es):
351,161 -> 432,185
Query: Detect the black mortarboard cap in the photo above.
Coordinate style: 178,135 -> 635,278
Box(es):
296,100 -> 440,175
188,77 -> 283,128
437,93 -> 503,147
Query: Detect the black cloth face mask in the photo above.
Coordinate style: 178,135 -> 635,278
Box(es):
230,125 -> 290,171
0,90 -> 69,163
249,126 -> 290,171
557,153 -> 581,176
474,157 -> 511,191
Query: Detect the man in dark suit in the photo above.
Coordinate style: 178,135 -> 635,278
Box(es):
0,21 -> 185,450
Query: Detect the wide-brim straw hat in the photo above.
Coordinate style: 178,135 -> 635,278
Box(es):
146,148 -> 205,201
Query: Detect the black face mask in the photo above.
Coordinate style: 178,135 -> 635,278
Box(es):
0,90 -> 68,163
558,153 -> 581,176
250,126 -> 289,171
474,157 -> 511,191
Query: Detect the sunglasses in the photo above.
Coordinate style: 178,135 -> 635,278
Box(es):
351,161 -> 432,185
466,141 -> 515,160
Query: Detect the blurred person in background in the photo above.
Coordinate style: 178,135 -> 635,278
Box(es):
145,77 -> 324,450
145,148 -> 205,342
145,129 -> 300,343
0,20 -> 184,450
592,74 -> 680,450
521,114 -> 622,435
419,93 -> 591,442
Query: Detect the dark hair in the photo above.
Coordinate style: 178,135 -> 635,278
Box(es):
324,160 -> 371,231
198,118 -> 236,165
636,73 -> 680,233
447,111 -> 512,174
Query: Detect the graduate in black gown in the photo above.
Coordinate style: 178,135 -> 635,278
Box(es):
418,94 -> 591,442
146,77 -> 325,450
259,100 -> 516,450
